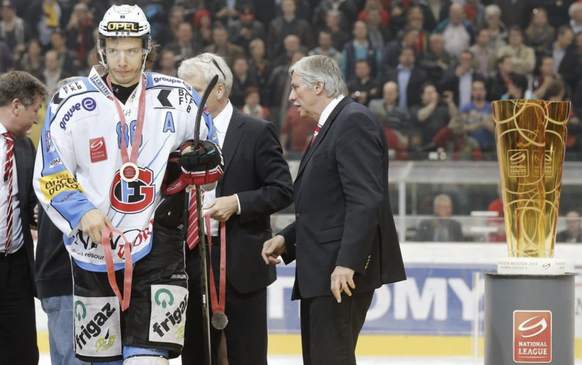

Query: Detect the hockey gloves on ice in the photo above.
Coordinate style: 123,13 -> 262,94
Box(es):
178,140 -> 224,186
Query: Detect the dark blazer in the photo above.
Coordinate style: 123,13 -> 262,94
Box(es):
416,218 -> 464,242
280,97 -> 406,300
217,108 -> 293,294
438,70 -> 486,107
13,136 -> 37,292
385,66 -> 428,109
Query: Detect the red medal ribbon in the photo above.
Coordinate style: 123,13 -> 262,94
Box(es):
106,74 -> 147,180
204,213 -> 226,316
102,226 -> 133,311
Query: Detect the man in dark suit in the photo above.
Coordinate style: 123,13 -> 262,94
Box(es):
416,194 -> 464,242
438,50 -> 485,108
262,55 -> 406,365
385,46 -> 428,111
178,53 -> 294,365
0,71 -> 47,365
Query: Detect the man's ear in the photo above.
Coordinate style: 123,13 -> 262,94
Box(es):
216,83 -> 226,100
11,98 -> 21,116
314,81 -> 325,96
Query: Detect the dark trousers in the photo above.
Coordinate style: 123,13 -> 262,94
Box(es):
182,238 -> 268,365
300,292 -> 374,365
0,249 -> 39,365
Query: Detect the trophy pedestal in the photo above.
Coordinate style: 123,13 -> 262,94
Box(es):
484,273 -> 575,365
497,258 -> 566,276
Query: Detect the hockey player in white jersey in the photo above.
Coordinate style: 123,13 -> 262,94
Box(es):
33,4 -> 223,365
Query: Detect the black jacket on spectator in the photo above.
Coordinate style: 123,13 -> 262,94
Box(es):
384,66 -> 428,109
231,75 -> 259,109
438,70 -> 485,107
420,51 -> 454,84
487,72 -> 514,102
267,17 -> 313,59
342,41 -> 380,83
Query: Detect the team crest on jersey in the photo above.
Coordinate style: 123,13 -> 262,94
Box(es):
110,167 -> 155,214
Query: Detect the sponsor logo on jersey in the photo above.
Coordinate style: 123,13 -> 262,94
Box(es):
110,167 -> 155,213
49,158 -> 62,168
74,300 -> 118,352
513,310 -> 552,363
61,81 -> 87,95
40,170 -> 84,200
150,285 -> 188,344
106,22 -> 139,32
59,97 -> 98,130
153,76 -> 188,86
90,137 -> 108,163
45,131 -> 55,153
90,74 -> 113,98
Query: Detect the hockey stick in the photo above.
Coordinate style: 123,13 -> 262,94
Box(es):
188,74 -> 219,365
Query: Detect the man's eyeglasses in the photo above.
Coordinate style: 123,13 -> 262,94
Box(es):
199,55 -> 226,80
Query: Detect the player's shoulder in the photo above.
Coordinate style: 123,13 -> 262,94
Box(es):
145,72 -> 192,91
47,77 -> 102,131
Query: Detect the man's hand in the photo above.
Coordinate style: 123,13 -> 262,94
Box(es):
204,195 -> 238,222
80,209 -> 113,244
331,266 -> 356,303
261,235 -> 286,265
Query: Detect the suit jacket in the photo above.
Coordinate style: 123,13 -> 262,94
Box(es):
416,218 -> 464,242
385,67 -> 428,109
280,97 -> 406,300
217,108 -> 293,294
438,70 -> 485,107
13,136 -> 37,292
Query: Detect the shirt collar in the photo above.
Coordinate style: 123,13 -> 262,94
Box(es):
213,101 -> 234,135
319,95 -> 345,127
0,124 -> 7,135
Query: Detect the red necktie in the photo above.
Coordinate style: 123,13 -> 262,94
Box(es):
187,189 -> 205,250
4,132 -> 14,255
310,124 -> 322,146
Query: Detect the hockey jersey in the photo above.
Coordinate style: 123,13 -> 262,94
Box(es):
33,67 -> 218,272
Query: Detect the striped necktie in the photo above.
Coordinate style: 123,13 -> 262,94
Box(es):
186,189 -> 205,250
310,124 -> 322,146
3,132 -> 14,255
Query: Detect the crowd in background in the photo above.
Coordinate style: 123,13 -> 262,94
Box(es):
4,0 -> 582,241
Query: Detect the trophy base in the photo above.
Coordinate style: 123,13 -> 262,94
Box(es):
497,257 -> 565,275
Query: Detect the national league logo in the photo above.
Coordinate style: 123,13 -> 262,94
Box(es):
513,310 -> 552,363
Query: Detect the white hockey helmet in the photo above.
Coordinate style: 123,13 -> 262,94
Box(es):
97,5 -> 152,67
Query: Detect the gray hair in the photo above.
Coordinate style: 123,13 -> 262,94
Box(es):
484,4 -> 501,19
433,194 -> 452,209
288,55 -> 348,98
178,53 -> 233,97
570,2 -> 582,16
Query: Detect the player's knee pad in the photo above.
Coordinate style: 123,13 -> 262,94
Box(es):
123,346 -> 169,365
123,356 -> 169,365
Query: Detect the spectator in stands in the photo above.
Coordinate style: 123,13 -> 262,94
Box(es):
27,0 -> 61,50
17,39 -> 44,82
280,103 -> 317,156
469,28 -> 496,78
365,8 -> 391,54
266,0 -> 312,60
242,86 -> 270,121
153,5 -> 184,45
420,33 -> 453,84
50,29 -> 80,75
487,55 -> 515,101
313,0 -> 358,33
156,49 -> 177,77
340,20 -> 381,82
501,73 -> 529,100
0,38 -> 13,73
229,5 -> 266,51
268,50 -> 305,127
357,0 -> 389,29
525,8 -> 555,59
385,47 -> 428,111
204,24 -> 245,68
248,38 -> 272,103
569,2 -> 582,34
324,10 -> 350,52
230,56 -> 258,109
459,80 -> 495,152
368,81 -> 410,133
411,83 -> 457,146
348,60 -> 380,106
420,0 -> 451,32
433,3 -> 474,58
432,115 -> 483,161
209,0 -> 239,26
532,56 -> 562,100
274,34 -> 302,68
493,0 -> 527,29
487,184 -> 505,243
417,194 -> 464,242
192,9 -> 213,49
556,211 -> 582,243
43,49 -> 69,92
405,7 -> 429,55
554,26 -> 574,74
439,50 -> 485,108
484,4 -> 507,51
65,3 -> 94,69
558,28 -> 581,92
309,29 -> 341,64
167,22 -> 202,65
464,0 -> 486,30
0,0 -> 30,63
383,27 -> 419,71
497,26 -> 536,76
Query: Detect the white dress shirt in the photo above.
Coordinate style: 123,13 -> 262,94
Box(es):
319,95 -> 345,128
0,124 -> 23,254
203,101 -> 241,237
